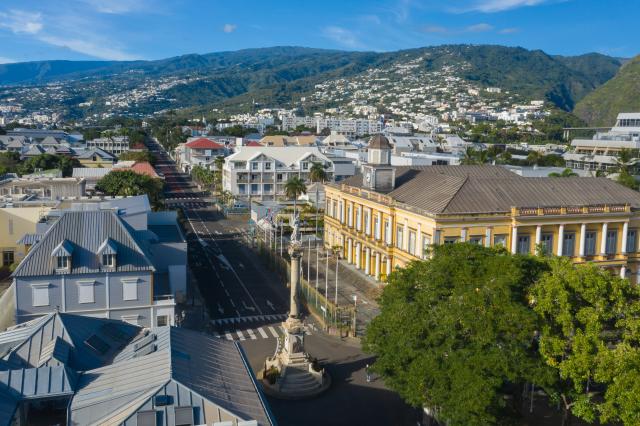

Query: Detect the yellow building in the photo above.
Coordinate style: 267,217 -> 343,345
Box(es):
0,206 -> 51,267
324,136 -> 640,283
76,148 -> 116,168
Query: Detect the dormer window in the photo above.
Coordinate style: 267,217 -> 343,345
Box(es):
51,239 -> 74,272
98,238 -> 118,269
102,254 -> 116,267
57,255 -> 70,269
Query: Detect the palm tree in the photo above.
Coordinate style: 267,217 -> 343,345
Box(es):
476,149 -> 489,165
614,148 -> 639,175
548,168 -> 578,178
285,176 -> 307,220
309,162 -> 328,236
214,156 -> 225,193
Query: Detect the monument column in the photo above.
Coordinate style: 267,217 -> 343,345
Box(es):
288,244 -> 302,319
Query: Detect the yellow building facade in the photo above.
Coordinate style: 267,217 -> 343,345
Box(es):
323,145 -> 640,284
0,207 -> 51,267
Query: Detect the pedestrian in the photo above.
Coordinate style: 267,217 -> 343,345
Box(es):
365,364 -> 371,383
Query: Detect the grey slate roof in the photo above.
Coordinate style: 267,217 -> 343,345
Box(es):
12,210 -> 155,277
340,165 -> 640,214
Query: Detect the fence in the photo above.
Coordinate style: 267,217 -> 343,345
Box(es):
253,226 -> 356,336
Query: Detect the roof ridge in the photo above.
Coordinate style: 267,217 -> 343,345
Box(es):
437,175 -> 469,213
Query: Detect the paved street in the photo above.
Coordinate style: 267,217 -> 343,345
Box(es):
148,139 -> 418,425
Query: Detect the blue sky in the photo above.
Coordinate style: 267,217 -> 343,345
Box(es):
0,0 -> 637,63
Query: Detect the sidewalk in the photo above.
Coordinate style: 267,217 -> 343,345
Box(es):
299,243 -> 382,337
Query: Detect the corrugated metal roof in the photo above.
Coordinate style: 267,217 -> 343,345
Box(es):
339,165 -> 640,215
72,168 -> 110,179
16,233 -> 43,246
12,210 -> 155,277
0,366 -> 76,399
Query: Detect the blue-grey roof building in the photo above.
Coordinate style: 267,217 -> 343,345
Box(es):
11,196 -> 186,328
0,312 -> 275,426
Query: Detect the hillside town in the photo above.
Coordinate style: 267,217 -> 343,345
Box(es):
0,1 -> 639,424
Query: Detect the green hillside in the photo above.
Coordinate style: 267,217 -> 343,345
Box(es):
574,55 -> 640,126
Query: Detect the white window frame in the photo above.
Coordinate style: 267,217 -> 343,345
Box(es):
122,278 -> 139,301
385,219 -> 392,245
77,280 -> 96,304
32,283 -> 50,307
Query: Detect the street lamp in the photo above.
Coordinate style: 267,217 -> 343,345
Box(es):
334,247 -> 340,306
352,294 -> 357,337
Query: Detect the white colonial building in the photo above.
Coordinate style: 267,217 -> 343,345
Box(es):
223,147 -> 355,201
175,137 -> 227,173
86,136 -> 130,156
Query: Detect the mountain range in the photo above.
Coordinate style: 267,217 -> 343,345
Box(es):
0,45 -> 630,123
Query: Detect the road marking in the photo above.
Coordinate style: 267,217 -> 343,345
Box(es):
229,299 -> 236,307
224,331 -> 234,341
257,327 -> 268,338
268,326 -> 279,338
217,303 -> 224,315
246,329 -> 257,340
235,330 -> 246,341
238,262 -> 245,269
266,300 -> 275,311
242,301 -> 256,312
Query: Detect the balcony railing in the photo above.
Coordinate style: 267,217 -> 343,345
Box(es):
513,204 -> 631,217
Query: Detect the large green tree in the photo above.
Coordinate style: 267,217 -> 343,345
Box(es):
19,154 -> 80,177
363,243 -> 549,426
118,150 -> 156,165
95,170 -> 164,209
530,257 -> 640,425
284,175 -> 306,218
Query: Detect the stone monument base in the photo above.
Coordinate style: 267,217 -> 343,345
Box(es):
259,318 -> 330,399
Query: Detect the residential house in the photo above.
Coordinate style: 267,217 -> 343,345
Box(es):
223,146 -> 348,201
0,207 -> 52,267
11,204 -> 185,327
324,135 -> 640,283
176,137 -> 226,173
76,148 -> 117,168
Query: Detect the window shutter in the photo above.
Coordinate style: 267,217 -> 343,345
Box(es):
122,279 -> 138,301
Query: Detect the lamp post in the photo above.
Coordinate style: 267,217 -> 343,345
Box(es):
334,247 -> 339,306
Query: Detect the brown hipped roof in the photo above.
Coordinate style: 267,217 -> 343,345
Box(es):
339,165 -> 640,214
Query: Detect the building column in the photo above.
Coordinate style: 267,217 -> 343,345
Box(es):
579,223 -> 586,257
557,224 -> 565,256
511,226 -> 518,254
460,228 -> 467,243
365,248 -> 371,275
348,239 -> 353,264
485,227 -> 492,248
403,219 -> 409,252
355,243 -> 361,269
535,225 -> 542,246
622,221 -> 629,254
417,223 -> 422,257
386,256 -> 392,277
374,252 -> 381,281
600,223 -> 608,255
620,266 -> 627,279
377,212 -> 382,240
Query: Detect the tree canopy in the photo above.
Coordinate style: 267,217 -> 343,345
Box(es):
95,170 -> 163,209
364,244 -> 548,425
365,244 -> 640,426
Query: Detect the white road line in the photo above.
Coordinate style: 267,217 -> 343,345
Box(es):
235,330 -> 246,341
246,329 -> 257,340
212,331 -> 220,338
268,326 -> 279,338
257,327 -> 268,338
224,331 -> 234,341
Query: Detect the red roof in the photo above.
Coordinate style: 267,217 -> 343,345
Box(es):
185,138 -> 224,149
131,161 -> 160,178
244,141 -> 263,147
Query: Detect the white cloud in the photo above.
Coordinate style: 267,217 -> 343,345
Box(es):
0,57 -> 15,64
499,27 -> 519,33
81,0 -> 148,14
465,23 -> 494,32
0,10 -> 43,35
463,0 -> 550,13
322,26 -> 363,49
38,34 -> 139,60
223,24 -> 237,33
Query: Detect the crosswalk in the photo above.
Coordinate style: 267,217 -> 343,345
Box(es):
213,325 -> 286,341
211,314 -> 287,326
